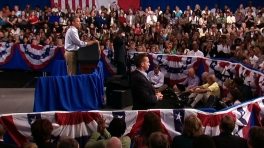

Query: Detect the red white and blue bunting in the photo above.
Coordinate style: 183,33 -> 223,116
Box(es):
18,44 -> 61,69
0,42 -> 14,66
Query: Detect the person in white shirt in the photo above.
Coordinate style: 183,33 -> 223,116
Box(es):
64,16 -> 99,75
147,65 -> 168,92
187,41 -> 204,57
226,11 -> 236,28
11,25 -> 20,36
146,11 -> 157,25
246,49 -> 259,66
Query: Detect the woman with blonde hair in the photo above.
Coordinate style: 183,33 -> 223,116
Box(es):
172,115 -> 203,148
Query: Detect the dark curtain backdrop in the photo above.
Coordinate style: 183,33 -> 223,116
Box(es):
140,0 -> 264,13
0,0 -> 51,10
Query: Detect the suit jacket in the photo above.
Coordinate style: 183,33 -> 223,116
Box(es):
0,142 -> 18,148
212,133 -> 248,148
113,36 -> 126,63
130,70 -> 158,110
126,15 -> 135,25
135,16 -> 146,25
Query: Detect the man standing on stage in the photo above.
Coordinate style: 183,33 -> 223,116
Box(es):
64,16 -> 98,75
113,29 -> 127,78
130,53 -> 163,110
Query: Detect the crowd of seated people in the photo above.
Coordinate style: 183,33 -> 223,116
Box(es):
1,114 -> 264,148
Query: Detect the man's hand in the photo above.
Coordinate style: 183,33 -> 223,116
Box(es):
156,92 -> 163,100
96,114 -> 106,134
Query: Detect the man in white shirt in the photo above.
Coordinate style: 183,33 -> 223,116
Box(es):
148,65 -> 168,92
187,41 -> 204,57
146,11 -> 157,25
226,11 -> 235,28
64,16 -> 98,75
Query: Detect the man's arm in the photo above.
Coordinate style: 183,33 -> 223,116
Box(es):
69,29 -> 88,47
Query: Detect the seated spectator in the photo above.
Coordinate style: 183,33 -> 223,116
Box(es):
105,137 -> 122,148
85,115 -> 131,148
173,68 -> 200,93
149,132 -> 168,148
57,137 -> 79,148
0,11 -> 7,27
7,10 -> 18,27
187,41 -> 204,57
31,119 -> 57,148
0,124 -> 18,148
133,112 -> 165,148
21,142 -> 38,148
244,48 -> 259,66
187,75 -> 220,108
193,135 -> 216,148
147,65 -> 168,92
172,115 -> 203,148
233,77 -> 253,101
247,126 -> 264,148
28,11 -> 39,25
212,115 -> 248,148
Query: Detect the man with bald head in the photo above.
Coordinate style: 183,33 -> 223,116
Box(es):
173,68 -> 200,93
0,124 -> 18,148
105,137 -> 122,148
187,74 -> 220,108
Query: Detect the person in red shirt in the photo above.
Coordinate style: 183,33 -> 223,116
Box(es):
118,12 -> 126,24
28,11 -> 39,25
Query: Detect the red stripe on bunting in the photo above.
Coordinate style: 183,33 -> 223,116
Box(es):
0,116 -> 28,146
51,0 -> 55,8
79,0 -> 83,9
58,0 -> 62,8
198,111 -> 236,127
86,0 -> 89,7
18,45 -> 62,70
92,0 -> 95,6
72,0 -> 76,11
55,112 -> 100,125
0,43 -> 16,66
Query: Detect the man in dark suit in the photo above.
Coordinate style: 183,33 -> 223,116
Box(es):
212,115 -> 248,148
130,53 -> 163,110
113,29 -> 127,78
0,124 -> 18,148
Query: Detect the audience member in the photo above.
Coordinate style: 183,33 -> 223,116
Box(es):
220,89 -> 244,108
247,126 -> 264,148
147,65 -> 168,92
133,112 -> 166,148
172,115 -> 203,148
233,77 -> 254,101
20,142 -> 38,148
0,124 -> 18,148
31,119 -> 57,148
57,137 -> 79,148
187,75 -> 220,108
105,137 -> 122,148
149,132 -> 168,148
212,115 -> 248,148
192,135 -> 216,148
85,115 -> 130,148
173,68 -> 200,93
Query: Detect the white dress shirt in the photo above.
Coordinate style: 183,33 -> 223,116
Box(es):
187,50 -> 204,57
64,26 -> 87,51
147,71 -> 164,88
249,55 -> 259,65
